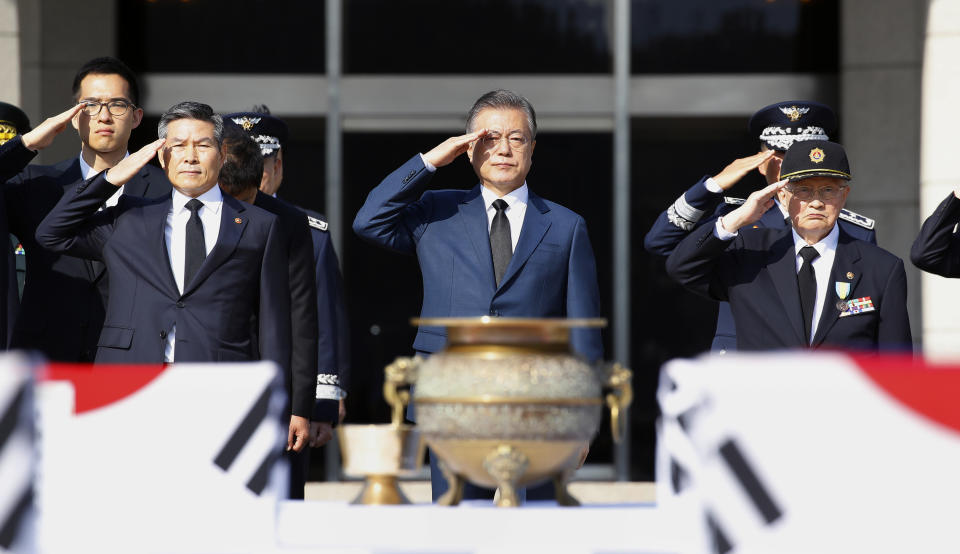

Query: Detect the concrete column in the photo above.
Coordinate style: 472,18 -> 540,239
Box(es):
1,0 -> 21,105
17,0 -> 117,164
920,0 -> 960,357
840,0 -> 927,346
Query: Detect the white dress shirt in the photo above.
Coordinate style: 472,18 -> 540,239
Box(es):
163,186 -> 224,361
480,184 -> 528,252
792,224 -> 839,343
79,152 -> 127,208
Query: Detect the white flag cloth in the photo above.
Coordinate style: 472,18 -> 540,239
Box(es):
657,351 -> 960,554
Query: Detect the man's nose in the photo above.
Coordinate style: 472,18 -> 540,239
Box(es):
494,137 -> 512,155
97,106 -> 113,123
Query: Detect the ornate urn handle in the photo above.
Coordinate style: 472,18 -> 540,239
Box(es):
383,356 -> 421,427
602,363 -> 633,443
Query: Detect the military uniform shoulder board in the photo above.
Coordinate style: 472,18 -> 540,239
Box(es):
307,215 -> 328,231
839,208 -> 875,230
723,196 -> 746,206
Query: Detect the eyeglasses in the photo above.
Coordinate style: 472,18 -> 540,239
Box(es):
80,100 -> 135,117
785,183 -> 847,201
478,133 -> 530,151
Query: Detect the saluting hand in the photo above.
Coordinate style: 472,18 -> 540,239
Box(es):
105,138 -> 165,187
720,179 -> 787,234
20,104 -> 84,151
712,150 -> 776,191
422,129 -> 487,168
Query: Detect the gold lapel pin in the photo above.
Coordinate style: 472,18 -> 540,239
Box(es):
234,217 -> 242,224
846,271 -> 854,279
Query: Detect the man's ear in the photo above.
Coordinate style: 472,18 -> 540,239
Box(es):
71,109 -> 80,131
131,107 -> 144,129
466,141 -> 475,163
157,144 -> 166,168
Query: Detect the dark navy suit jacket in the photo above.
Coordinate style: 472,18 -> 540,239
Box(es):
665,222 -> 912,352
35,174 -> 311,416
911,192 -> 960,278
353,154 -> 603,362
644,176 -> 878,352
3,135 -> 171,361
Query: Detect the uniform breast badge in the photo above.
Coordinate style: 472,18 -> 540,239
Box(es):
835,281 -> 851,312
838,296 -> 875,318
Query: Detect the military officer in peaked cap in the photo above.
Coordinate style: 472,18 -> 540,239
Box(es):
0,102 -> 32,347
644,100 -> 878,353
224,108 -> 350,435
666,140 -> 911,352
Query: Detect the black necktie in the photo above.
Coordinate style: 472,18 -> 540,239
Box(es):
798,245 -> 820,344
184,198 -> 206,288
490,199 -> 512,287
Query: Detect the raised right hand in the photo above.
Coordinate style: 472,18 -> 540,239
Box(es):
720,179 -> 787,233
20,104 -> 84,151
105,138 -> 165,187
712,150 -> 776,191
422,129 -> 487,168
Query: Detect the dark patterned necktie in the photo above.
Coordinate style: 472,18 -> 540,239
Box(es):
490,199 -> 512,286
183,198 -> 206,287
798,245 -> 820,344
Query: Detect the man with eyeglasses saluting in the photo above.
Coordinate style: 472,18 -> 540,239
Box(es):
666,140 -> 912,352
2,56 -> 170,361
354,89 -> 603,503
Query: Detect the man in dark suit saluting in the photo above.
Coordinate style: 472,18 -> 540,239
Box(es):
667,140 -> 912,352
353,90 -> 603,500
3,57 -> 171,361
37,101 -> 310,452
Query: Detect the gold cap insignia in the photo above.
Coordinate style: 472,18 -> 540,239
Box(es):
809,147 -> 825,164
780,105 -> 810,122
0,120 -> 18,145
231,116 -> 260,132
234,217 -> 242,224
846,271 -> 854,279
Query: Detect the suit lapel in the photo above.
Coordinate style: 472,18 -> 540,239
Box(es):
497,192 -> 551,291
812,232 -> 863,347
141,198 -> 180,297
182,195 -> 247,296
457,186 -> 497,290
766,231 -> 807,345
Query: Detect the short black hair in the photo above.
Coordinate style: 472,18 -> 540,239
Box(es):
72,57 -> 141,106
219,125 -> 264,197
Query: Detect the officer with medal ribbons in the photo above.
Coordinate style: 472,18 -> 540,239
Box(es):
0,102 -> 32,347
666,140 -> 912,352
644,101 -> 877,352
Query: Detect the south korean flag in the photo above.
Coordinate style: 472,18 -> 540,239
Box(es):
0,354 -> 37,554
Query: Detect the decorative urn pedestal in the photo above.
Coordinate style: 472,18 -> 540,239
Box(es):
385,317 -> 632,507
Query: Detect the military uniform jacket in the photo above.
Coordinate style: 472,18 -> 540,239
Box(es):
644,176 -> 878,352
3,135 -> 171,361
352,154 -> 603,362
910,192 -> 960,278
665,222 -> 912,352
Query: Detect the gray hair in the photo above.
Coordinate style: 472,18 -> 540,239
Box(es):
158,101 -> 224,146
465,89 -> 537,138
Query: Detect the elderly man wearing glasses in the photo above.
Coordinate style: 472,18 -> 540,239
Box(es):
666,140 -> 912,352
1,56 -> 170,361
353,89 -> 603,504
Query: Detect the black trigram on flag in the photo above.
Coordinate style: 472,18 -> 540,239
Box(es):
212,384 -> 285,495
669,437 -> 784,554
0,373 -> 33,552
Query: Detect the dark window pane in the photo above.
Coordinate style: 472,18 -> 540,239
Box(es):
344,0 -> 611,74
118,0 -> 325,73
631,0 -> 838,73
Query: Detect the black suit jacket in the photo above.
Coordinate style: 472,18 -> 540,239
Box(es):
35,174 -> 309,416
3,136 -> 171,360
911,192 -> 960,277
666,223 -> 912,352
